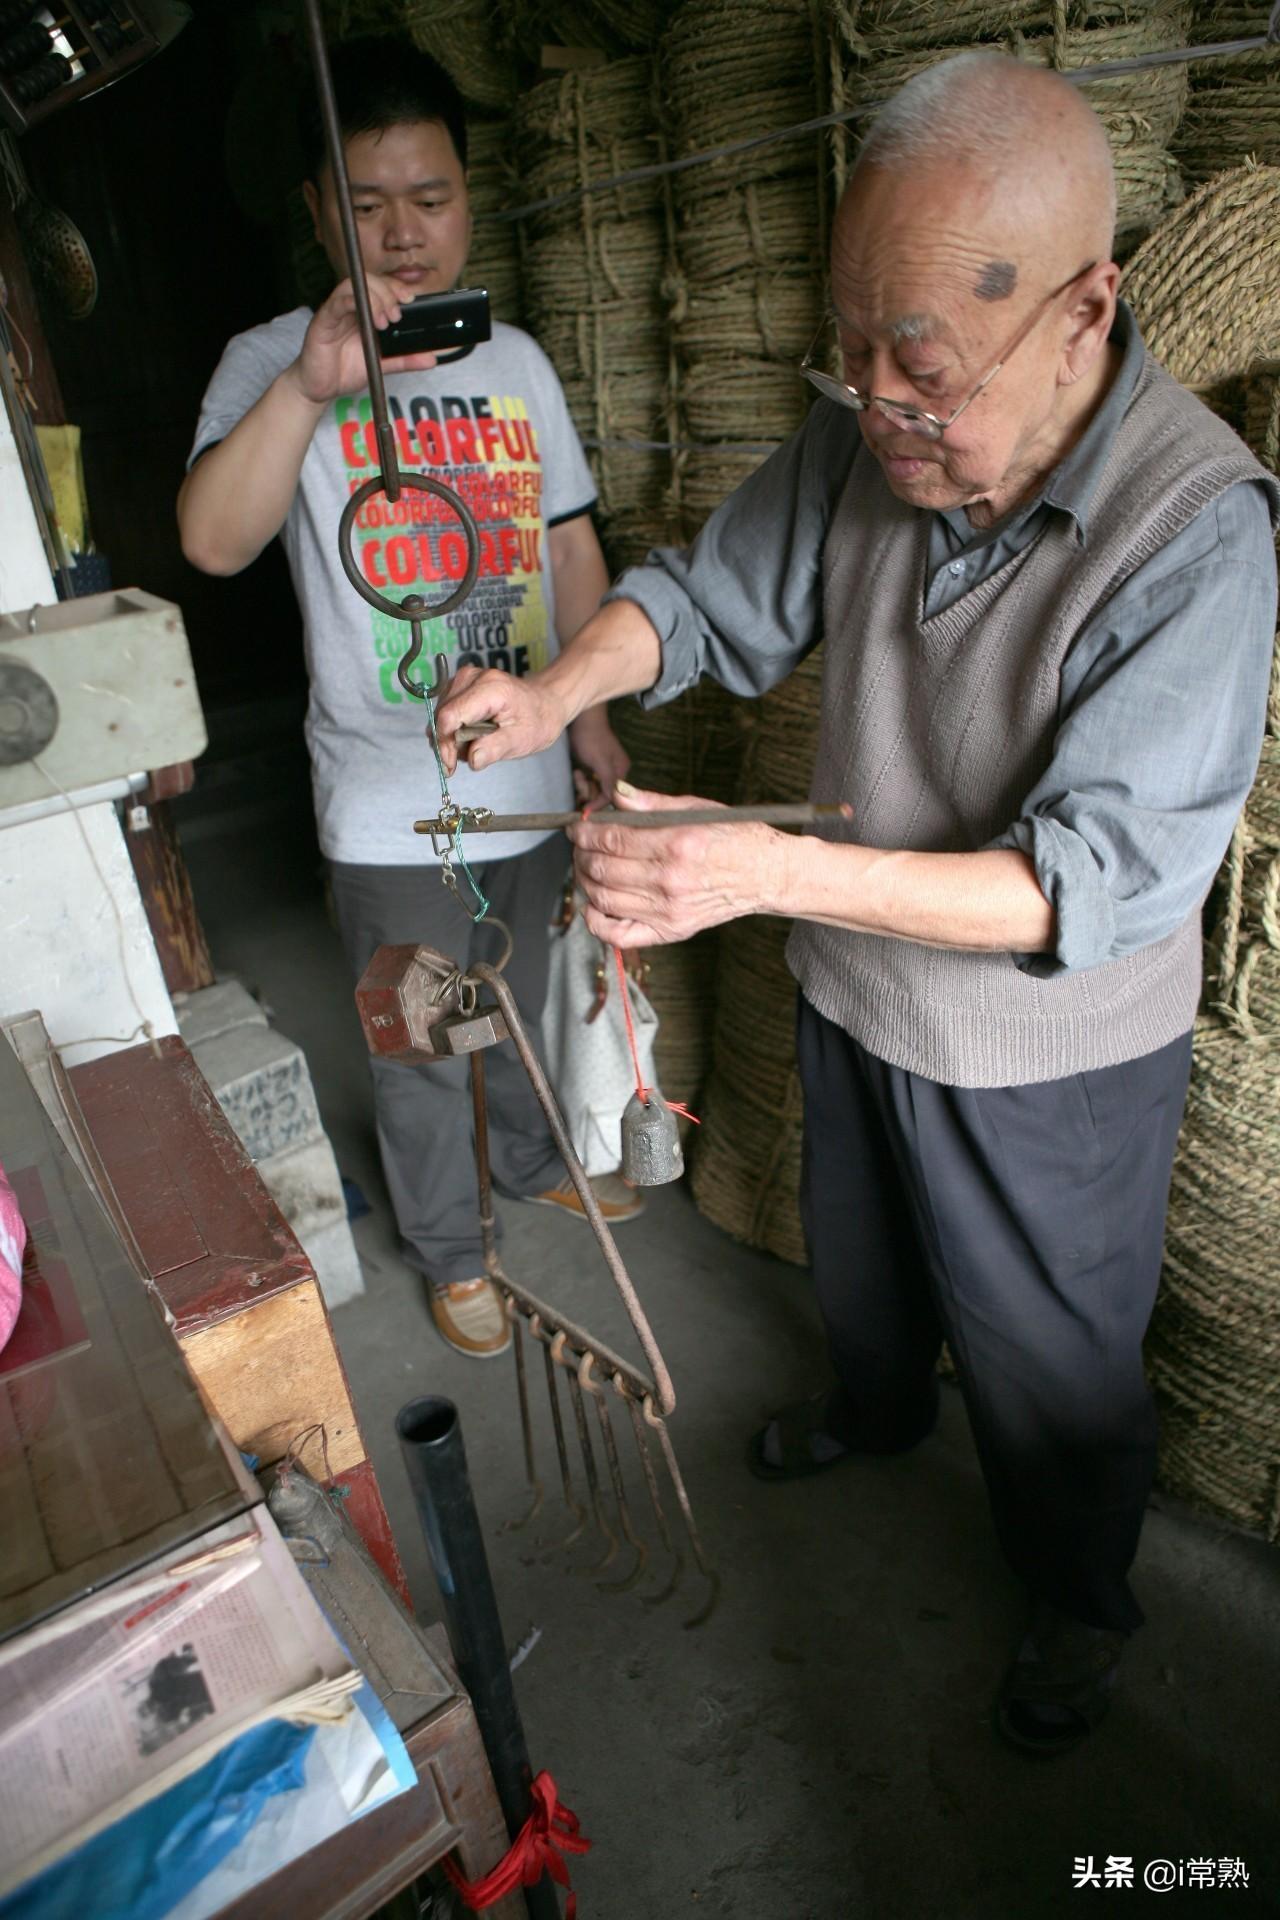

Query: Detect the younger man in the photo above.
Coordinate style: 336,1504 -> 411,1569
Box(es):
179,38 -> 634,1359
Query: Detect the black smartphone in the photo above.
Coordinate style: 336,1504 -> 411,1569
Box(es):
378,286 -> 491,359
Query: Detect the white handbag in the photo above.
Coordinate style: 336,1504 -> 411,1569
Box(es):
541,881 -> 660,1176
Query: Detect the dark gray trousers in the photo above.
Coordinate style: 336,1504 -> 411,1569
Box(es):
796,996 -> 1193,1634
329,837 -> 567,1290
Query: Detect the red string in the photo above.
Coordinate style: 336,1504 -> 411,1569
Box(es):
582,793 -> 700,1126
613,942 -> 649,1103
611,945 -> 700,1126
441,1771 -> 591,1917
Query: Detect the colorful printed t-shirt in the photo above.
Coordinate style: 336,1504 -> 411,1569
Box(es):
189,311 -> 596,864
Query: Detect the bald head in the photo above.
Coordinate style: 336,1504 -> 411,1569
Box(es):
853,52 -> 1116,281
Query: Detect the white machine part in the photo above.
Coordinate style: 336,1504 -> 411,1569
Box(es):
0,588 -> 207,808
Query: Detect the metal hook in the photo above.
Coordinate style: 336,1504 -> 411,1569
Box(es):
579,1355 -> 648,1595
395,600 -> 431,702
500,1302 -> 543,1534
566,1350 -> 618,1574
616,1375 -> 682,1609
644,1395 -> 721,1629
533,1323 -> 587,1554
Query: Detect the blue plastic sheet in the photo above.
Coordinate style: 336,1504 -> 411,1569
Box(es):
1,1720 -> 316,1920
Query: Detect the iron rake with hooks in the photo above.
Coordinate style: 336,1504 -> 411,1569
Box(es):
355,948 -> 720,1628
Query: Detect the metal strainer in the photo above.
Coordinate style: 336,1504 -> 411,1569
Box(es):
0,132 -> 97,322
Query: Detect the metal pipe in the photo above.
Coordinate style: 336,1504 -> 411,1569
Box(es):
396,1396 -> 561,1920
416,801 -> 853,835
300,0 -> 401,501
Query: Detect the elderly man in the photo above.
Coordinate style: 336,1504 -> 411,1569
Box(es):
437,54 -> 1280,1752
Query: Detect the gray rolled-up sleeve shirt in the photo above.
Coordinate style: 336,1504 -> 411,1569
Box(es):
607,304 -> 1278,975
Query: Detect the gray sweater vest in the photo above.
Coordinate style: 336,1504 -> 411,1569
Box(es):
787,354 -> 1280,1087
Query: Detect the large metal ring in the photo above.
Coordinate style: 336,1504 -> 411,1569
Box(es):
337,469 -> 481,623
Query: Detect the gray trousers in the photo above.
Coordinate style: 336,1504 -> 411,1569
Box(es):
797,996 -> 1193,1634
329,836 -> 567,1289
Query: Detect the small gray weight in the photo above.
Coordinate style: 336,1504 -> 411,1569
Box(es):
620,1087 -> 684,1187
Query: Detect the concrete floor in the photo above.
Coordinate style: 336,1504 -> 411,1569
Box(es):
182,795 -> 1280,1919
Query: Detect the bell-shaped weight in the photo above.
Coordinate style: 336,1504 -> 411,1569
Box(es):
620,1087 -> 684,1187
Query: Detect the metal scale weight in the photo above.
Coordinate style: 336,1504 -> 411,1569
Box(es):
306,1 -> 847,1630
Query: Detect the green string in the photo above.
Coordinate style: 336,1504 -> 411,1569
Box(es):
424,688 -> 490,923
451,818 -> 490,922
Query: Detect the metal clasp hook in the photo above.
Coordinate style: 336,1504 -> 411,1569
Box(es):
395,598 -> 436,702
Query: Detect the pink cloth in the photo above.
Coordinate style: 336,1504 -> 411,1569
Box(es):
0,1159 -> 26,1350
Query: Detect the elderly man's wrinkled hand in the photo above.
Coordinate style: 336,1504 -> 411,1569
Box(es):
568,782 -> 777,948
434,665 -> 571,775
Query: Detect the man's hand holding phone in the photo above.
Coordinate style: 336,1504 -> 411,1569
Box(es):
288,273 -> 438,407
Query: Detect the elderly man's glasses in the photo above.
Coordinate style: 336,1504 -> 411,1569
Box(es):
799,263 -> 1098,441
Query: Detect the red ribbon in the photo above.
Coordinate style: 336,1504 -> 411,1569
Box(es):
611,944 -> 700,1125
441,1771 -> 591,1916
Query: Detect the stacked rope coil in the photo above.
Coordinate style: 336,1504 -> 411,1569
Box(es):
1244,359 -> 1280,479
1210,824 -> 1280,1037
831,0 -> 1192,251
690,914 -> 810,1265
658,0 -> 830,1251
610,681 -> 752,1115
663,0 -> 830,542
1241,363 -> 1280,736
514,52 -> 702,1103
500,0 -> 674,58
334,0 -> 518,110
1147,1020 -> 1280,1539
689,649 -> 826,1261
1208,731 -> 1280,1036
1121,161 -> 1280,382
464,115 -> 524,324
515,57 -> 672,540
1127,174 -> 1280,1535
1174,2 -> 1280,182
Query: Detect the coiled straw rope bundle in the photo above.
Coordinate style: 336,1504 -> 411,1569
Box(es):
835,0 -> 1056,52
664,0 -> 829,207
663,0 -> 829,541
1244,359 -> 1280,477
466,116 -> 522,324
675,446 -> 777,531
673,275 -> 826,367
1174,3 -> 1280,183
1148,1019 -> 1280,1539
515,58 -> 671,528
1122,162 -> 1280,383
675,176 -> 827,286
610,680 -> 752,1114
1134,185 -> 1280,1533
833,0 -> 1193,249
1209,738 -> 1280,1032
688,649 -> 826,1258
335,0 -> 517,109
690,914 -> 810,1266
518,53 -> 661,233
501,0 -> 674,59
657,1 -> 829,1251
